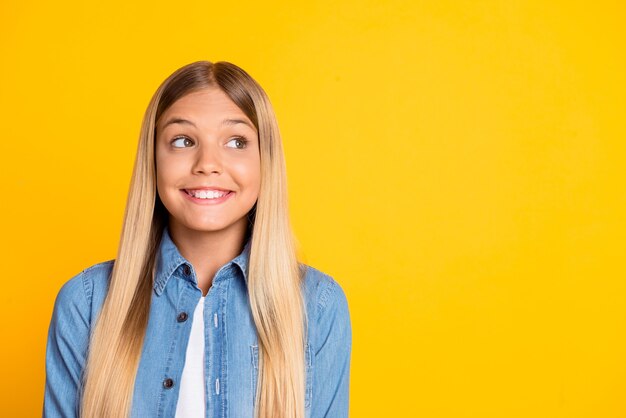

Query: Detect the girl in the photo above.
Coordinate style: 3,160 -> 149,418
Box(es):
44,61 -> 352,418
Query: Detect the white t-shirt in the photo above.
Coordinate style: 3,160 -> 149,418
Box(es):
175,295 -> 206,417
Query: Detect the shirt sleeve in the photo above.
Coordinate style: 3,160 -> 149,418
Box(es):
310,278 -> 352,418
43,271 -> 92,418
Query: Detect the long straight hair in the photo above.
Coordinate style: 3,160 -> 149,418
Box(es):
80,61 -> 306,418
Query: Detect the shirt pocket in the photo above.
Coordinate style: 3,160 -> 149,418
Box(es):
251,343 -> 313,409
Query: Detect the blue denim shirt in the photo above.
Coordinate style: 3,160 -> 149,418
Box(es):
43,227 -> 352,417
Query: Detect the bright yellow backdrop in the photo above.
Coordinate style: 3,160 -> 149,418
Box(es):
1,1 -> 624,417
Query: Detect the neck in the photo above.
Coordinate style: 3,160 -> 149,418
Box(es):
167,219 -> 248,295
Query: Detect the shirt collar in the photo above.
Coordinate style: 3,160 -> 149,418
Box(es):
153,225 -> 252,296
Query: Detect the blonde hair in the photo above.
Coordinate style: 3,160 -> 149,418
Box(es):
80,61 -> 306,418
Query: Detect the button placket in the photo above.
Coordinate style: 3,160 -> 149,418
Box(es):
204,281 -> 225,416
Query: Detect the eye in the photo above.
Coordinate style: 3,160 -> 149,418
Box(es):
171,136 -> 194,148
226,137 -> 248,149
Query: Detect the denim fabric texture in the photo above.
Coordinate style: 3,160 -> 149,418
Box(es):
43,226 -> 352,417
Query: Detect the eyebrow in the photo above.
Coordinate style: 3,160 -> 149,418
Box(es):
160,117 -> 255,130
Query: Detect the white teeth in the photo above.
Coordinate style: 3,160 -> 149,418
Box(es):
187,189 -> 228,199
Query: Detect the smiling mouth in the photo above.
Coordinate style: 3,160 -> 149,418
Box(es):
183,189 -> 231,199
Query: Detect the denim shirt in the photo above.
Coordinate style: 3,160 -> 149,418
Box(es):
43,227 -> 352,418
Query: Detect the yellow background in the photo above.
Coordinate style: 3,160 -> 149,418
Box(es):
1,1 -> 624,416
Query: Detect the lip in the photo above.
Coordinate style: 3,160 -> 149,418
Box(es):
184,186 -> 232,192
181,189 -> 234,205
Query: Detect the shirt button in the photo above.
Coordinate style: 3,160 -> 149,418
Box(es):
182,264 -> 191,276
163,378 -> 174,389
177,312 -> 188,322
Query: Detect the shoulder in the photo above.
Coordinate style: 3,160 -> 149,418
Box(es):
45,260 -> 115,410
301,265 -> 348,313
300,264 -> 351,344
53,260 -> 114,325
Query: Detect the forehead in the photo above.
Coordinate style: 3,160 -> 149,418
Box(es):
157,87 -> 252,129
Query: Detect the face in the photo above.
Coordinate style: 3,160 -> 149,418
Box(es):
155,87 -> 260,239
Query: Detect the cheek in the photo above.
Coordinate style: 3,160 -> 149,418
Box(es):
155,155 -> 184,192
233,158 -> 261,192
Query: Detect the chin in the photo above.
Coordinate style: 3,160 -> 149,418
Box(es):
179,216 -> 247,233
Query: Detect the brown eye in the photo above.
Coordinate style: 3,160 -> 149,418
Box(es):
226,137 -> 248,149
172,136 -> 193,148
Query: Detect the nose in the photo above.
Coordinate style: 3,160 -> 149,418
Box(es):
192,143 -> 222,175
